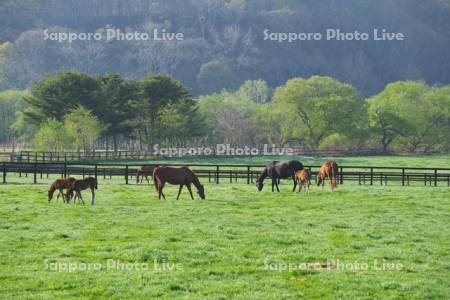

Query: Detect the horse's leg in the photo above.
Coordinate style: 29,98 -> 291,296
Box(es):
271,178 -> 275,192
145,176 -> 150,185
91,187 -> 95,205
159,182 -> 166,200
176,185 -> 183,200
292,175 -> 297,192
79,191 -> 85,205
186,184 -> 194,200
273,178 -> 280,192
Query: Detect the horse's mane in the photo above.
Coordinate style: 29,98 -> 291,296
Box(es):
257,167 -> 268,182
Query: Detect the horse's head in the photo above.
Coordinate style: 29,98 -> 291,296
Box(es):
316,174 -> 323,186
256,180 -> 264,191
197,184 -> 205,199
47,189 -> 54,202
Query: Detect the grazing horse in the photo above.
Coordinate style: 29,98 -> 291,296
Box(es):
256,160 -> 303,192
136,165 -> 158,184
295,169 -> 311,193
48,177 -> 76,202
153,167 -> 205,200
317,161 -> 338,189
67,177 -> 97,205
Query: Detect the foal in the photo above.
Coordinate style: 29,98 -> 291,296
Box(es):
153,167 -> 205,200
317,161 -> 338,189
48,177 -> 76,202
295,169 -> 311,193
67,177 -> 97,205
136,165 -> 158,184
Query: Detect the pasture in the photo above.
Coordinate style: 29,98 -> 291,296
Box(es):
1,174 -> 449,299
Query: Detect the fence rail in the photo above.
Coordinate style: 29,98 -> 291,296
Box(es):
1,162 -> 450,187
6,148 -> 444,162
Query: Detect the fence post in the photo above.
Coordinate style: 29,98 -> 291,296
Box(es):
339,167 -> 343,184
402,168 -> 405,186
64,162 -> 67,178
434,169 -> 438,187
370,168 -> 373,185
216,165 -> 219,184
125,165 -> 129,185
2,162 -> 6,184
33,163 -> 37,184
247,166 -> 250,185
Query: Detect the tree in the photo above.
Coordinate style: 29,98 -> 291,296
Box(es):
367,81 -> 444,152
0,90 -> 28,143
197,59 -> 235,95
25,71 -> 102,125
33,119 -> 67,152
64,106 -> 104,152
237,80 -> 270,103
272,76 -> 367,148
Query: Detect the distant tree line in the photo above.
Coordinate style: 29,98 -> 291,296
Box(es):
1,0 -> 450,96
1,71 -> 449,154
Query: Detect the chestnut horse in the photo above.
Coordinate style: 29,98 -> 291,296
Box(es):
48,177 -> 76,202
317,161 -> 338,189
67,177 -> 97,205
136,165 -> 158,184
256,160 -> 303,192
153,167 -> 205,200
295,169 -> 311,193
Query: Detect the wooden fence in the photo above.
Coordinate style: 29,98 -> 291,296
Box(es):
1,162 -> 450,187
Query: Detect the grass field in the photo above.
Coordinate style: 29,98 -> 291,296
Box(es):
1,174 -> 449,299
73,154 -> 450,168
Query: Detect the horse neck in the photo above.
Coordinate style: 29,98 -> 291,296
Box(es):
258,168 -> 268,182
48,184 -> 56,196
191,175 -> 202,190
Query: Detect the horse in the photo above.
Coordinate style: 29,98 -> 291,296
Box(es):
256,160 -> 303,192
295,169 -> 311,193
48,177 -> 76,202
153,167 -> 205,200
136,165 -> 158,184
317,161 -> 338,189
67,177 -> 97,205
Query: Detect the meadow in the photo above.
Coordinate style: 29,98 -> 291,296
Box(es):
1,173 -> 449,299
77,154 -> 450,168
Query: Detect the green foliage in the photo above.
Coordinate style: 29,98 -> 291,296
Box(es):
63,106 -> 104,152
272,76 -> 367,147
0,90 -> 29,142
197,59 -> 235,95
368,81 -> 450,152
33,119 -> 67,151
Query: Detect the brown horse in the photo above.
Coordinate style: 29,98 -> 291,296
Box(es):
136,165 -> 158,184
317,161 -> 338,189
67,177 -> 97,205
153,167 -> 205,200
48,177 -> 76,202
295,169 -> 311,193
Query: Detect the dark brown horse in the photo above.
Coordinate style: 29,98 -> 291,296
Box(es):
48,177 -> 76,202
256,160 -> 303,192
317,161 -> 338,189
295,169 -> 311,193
136,165 -> 158,184
67,177 -> 97,205
153,167 -> 205,200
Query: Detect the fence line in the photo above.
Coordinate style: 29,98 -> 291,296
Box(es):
1,162 -> 450,187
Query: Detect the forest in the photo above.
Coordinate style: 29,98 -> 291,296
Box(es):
1,72 -> 449,153
0,0 -> 449,153
1,0 -> 450,95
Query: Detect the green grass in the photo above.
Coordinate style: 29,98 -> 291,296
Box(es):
1,175 -> 449,299
70,154 -> 450,168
